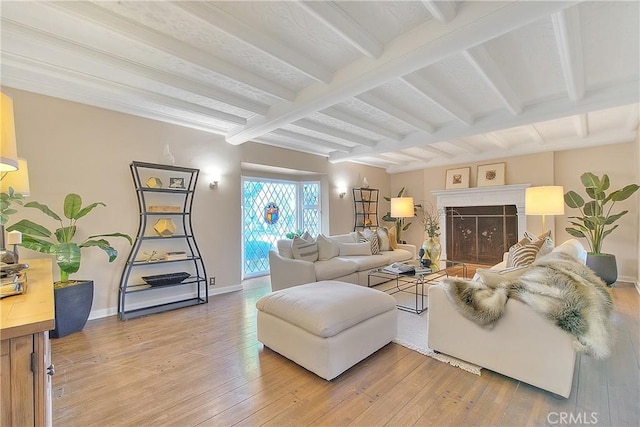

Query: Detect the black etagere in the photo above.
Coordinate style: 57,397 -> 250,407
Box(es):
118,161 -> 208,320
353,187 -> 379,231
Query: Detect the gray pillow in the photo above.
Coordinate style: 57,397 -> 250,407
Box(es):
291,236 -> 319,262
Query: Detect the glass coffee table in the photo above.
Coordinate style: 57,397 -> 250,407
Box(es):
368,260 -> 467,314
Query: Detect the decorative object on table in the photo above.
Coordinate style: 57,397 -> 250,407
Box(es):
477,162 -> 506,187
145,176 -> 163,188
161,143 -> 175,165
7,193 -> 132,337
148,205 -> 182,213
564,172 -> 639,285
0,262 -> 29,298
416,201 -> 442,270
169,177 -> 185,189
382,187 -> 415,243
362,176 -> 369,188
141,250 -> 160,263
5,230 -> 21,263
164,251 -> 188,261
1,157 -> 30,265
153,218 -> 177,237
141,271 -> 190,287
525,186 -> 565,234
444,167 -> 470,190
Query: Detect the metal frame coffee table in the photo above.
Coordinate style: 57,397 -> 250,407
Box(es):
368,260 -> 466,314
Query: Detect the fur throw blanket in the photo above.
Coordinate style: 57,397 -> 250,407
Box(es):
442,252 -> 614,359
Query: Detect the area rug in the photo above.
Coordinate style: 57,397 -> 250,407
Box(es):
373,281 -> 482,375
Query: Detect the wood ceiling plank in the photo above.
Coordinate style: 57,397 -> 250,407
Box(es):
401,74 -> 473,125
270,129 -> 352,153
356,92 -> 435,133
292,119 -> 377,147
48,1 -> 295,101
321,107 -> 403,141
227,1 -> 576,145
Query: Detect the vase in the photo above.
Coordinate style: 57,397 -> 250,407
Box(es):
424,237 -> 441,271
586,253 -> 618,286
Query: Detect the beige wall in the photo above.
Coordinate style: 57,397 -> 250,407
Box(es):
7,89 -> 386,317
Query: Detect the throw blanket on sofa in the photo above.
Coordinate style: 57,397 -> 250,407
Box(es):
442,253 -> 614,359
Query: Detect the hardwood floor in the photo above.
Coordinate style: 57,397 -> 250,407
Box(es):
51,278 -> 639,426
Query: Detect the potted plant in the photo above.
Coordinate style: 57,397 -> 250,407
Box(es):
7,193 -> 132,337
564,172 -> 639,285
382,187 -> 414,243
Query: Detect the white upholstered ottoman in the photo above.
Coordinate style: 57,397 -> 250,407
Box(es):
256,280 -> 397,380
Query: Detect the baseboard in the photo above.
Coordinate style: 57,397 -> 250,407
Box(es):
88,284 -> 243,321
616,275 -> 640,294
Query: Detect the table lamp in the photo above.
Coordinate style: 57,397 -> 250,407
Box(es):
390,196 -> 414,243
525,186 -> 565,234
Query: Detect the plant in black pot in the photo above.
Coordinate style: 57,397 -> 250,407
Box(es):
564,173 -> 639,285
7,193 -> 132,337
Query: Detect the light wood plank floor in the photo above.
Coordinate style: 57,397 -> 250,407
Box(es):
52,278 -> 639,426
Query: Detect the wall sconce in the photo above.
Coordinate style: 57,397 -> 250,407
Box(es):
339,191 -> 346,198
208,169 -> 221,189
209,181 -> 219,189
337,185 -> 347,198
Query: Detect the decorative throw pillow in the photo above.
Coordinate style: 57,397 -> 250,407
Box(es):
301,231 -> 314,243
316,234 -> 340,261
507,238 -> 545,267
291,236 -> 319,262
376,227 -> 393,251
524,230 -> 554,258
386,226 -> 398,249
477,266 -> 530,288
338,242 -> 372,256
358,230 -> 380,255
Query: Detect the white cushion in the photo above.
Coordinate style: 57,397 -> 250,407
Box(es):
338,242 -> 372,256
314,258 -> 358,281
256,281 -> 396,338
339,254 -> 390,271
291,236 -> 319,262
328,232 -> 357,244
316,234 -> 340,261
277,239 -> 294,259
382,248 -> 412,263
377,227 -> 393,251
551,239 -> 587,264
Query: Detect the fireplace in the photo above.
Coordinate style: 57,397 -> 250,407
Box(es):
432,184 -> 530,265
446,205 -> 518,264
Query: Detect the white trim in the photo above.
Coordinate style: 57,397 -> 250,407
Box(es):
432,184 -> 530,261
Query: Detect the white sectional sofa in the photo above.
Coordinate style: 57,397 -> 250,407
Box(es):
269,231 -> 416,291
428,239 -> 589,398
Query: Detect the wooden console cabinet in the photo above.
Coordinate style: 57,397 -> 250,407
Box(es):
1,258 -> 55,426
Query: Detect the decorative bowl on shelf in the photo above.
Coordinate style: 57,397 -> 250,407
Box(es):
141,272 -> 190,287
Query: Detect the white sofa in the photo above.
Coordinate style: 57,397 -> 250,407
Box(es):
269,231 -> 416,291
428,239 -> 588,398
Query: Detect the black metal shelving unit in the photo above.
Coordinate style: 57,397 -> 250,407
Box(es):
118,161 -> 208,320
353,187 -> 379,231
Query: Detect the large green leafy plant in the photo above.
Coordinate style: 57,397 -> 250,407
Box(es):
564,173 -> 639,254
7,193 -> 132,285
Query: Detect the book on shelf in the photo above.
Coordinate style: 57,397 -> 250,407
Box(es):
382,263 -> 415,275
164,251 -> 188,261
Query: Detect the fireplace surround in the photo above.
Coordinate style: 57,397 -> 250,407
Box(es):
431,184 -> 530,263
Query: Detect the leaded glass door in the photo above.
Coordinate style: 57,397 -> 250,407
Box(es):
242,178 -> 320,278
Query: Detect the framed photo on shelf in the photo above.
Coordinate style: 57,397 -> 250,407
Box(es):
445,167 -> 470,190
169,177 -> 185,189
477,162 -> 506,187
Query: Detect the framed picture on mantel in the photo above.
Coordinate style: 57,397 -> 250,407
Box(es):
445,167 -> 470,190
477,162 -> 506,187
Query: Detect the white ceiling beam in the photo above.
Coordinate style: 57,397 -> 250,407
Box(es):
400,147 -> 434,162
270,129 -> 352,153
574,113 -> 589,137
174,2 -> 333,84
626,104 -> 639,131
49,1 -> 295,101
420,145 -> 455,159
254,137 -> 334,157
462,46 -> 523,115
292,119 -> 377,147
446,139 -> 483,154
2,19 -> 269,116
552,6 -> 585,102
298,1 -> 383,58
330,79 -> 639,163
227,1 -> 578,144
3,52 -> 247,125
356,92 -> 435,133
321,107 -> 403,141
421,0 -> 457,24
527,124 -> 546,145
401,74 -> 474,125
376,154 -> 406,165
485,132 -> 510,149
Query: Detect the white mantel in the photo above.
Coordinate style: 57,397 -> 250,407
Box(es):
431,184 -> 530,261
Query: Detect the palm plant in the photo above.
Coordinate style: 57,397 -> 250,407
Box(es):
564,172 -> 639,254
7,193 -> 132,285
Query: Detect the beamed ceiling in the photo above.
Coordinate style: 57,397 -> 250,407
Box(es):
1,1 -> 639,173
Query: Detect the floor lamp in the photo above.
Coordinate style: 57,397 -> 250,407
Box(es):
525,186 -> 565,235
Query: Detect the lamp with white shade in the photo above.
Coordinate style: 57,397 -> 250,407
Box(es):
525,186 -> 565,235
390,196 -> 414,243
0,91 -> 18,172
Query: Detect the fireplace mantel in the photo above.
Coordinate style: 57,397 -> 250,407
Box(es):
431,184 -> 530,261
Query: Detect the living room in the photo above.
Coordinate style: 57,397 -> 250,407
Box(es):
1,1 -> 639,425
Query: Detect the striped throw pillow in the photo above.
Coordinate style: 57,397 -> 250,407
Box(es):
291,236 -> 319,262
507,239 -> 545,267
358,231 -> 380,255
